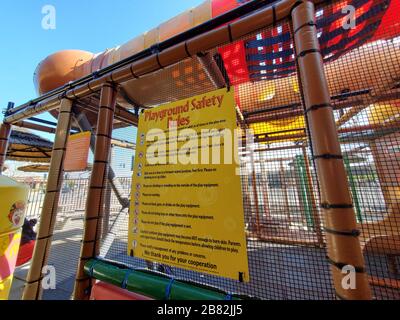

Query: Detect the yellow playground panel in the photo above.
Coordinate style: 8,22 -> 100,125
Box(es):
0,176 -> 28,300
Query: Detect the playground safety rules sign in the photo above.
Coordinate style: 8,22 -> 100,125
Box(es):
128,88 -> 249,282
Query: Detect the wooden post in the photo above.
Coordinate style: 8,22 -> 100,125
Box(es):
22,99 -> 73,300
73,83 -> 117,300
0,122 -> 12,173
291,1 -> 372,299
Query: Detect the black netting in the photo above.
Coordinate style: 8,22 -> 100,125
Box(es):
98,15 -> 335,300
6,0 -> 400,300
318,0 -> 400,300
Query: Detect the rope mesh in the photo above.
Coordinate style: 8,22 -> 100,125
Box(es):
5,0 -> 400,300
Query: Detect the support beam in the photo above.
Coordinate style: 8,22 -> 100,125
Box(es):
73,83 -> 117,300
73,102 -> 138,127
0,122 -> 12,173
73,111 -> 130,209
22,99 -> 73,300
14,121 -> 56,134
196,52 -> 227,89
291,1 -> 371,300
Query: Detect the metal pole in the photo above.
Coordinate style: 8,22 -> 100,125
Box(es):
294,155 -> 313,227
22,99 -> 73,300
196,52 -> 227,89
260,162 -> 271,220
102,146 -> 113,238
279,161 -> 292,225
302,146 -> 324,246
250,155 -> 261,237
343,155 -> 363,223
73,83 -> 117,300
291,1 -> 371,299
369,141 -> 390,211
73,112 -> 130,209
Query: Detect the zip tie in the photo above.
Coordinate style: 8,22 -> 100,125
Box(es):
290,1 -> 304,16
313,154 -> 343,160
96,133 -> 113,139
84,216 -> 103,222
121,269 -> 134,289
93,160 -> 109,164
81,238 -> 100,243
156,53 -> 164,69
98,105 -> 115,113
184,42 -> 191,58
165,278 -> 175,300
88,260 -> 100,278
25,276 -> 44,284
296,48 -> 321,59
294,21 -> 317,34
225,293 -> 233,300
326,256 -> 365,273
37,234 -> 53,241
320,203 -> 353,209
130,65 -> 139,79
304,103 -> 332,114
323,227 -> 360,237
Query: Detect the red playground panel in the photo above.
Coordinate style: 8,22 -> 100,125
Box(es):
90,281 -> 153,300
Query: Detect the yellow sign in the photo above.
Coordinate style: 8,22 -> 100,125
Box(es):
128,88 -> 249,282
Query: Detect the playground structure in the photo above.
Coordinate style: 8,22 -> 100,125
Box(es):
0,0 -> 400,300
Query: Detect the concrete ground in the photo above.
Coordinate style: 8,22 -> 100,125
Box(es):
9,211 -> 400,300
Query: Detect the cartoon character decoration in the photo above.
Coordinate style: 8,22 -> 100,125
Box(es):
7,201 -> 26,228
0,176 -> 29,300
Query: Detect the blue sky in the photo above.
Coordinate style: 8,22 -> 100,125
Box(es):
0,0 -> 204,122
0,0 -> 204,176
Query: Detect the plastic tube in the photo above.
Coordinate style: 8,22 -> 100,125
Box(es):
291,1 -> 371,299
84,259 -> 244,300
